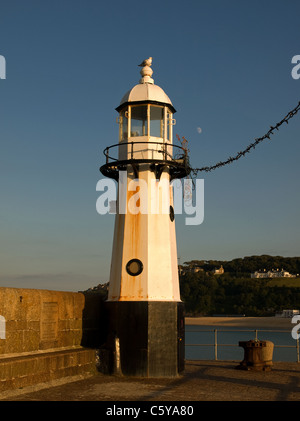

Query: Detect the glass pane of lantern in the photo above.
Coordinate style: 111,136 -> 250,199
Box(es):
150,106 -> 163,137
119,108 -> 128,141
131,106 -> 148,137
167,111 -> 172,141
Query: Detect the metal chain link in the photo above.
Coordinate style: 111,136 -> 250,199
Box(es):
187,100 -> 300,175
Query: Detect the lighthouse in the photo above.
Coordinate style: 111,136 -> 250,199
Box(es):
100,58 -> 190,377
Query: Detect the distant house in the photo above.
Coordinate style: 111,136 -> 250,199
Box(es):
192,267 -> 204,273
178,265 -> 204,275
213,265 -> 224,275
251,268 -> 296,279
275,309 -> 300,318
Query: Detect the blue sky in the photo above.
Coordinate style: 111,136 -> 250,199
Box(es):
0,0 -> 299,291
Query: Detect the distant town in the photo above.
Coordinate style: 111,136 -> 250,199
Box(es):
178,255 -> 300,280
179,264 -> 298,279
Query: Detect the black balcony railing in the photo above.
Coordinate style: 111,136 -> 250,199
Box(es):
100,141 -> 190,181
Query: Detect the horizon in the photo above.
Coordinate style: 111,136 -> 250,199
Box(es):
0,0 -> 299,292
1,253 -> 300,293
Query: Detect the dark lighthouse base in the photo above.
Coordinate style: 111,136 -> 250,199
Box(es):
98,301 -> 185,377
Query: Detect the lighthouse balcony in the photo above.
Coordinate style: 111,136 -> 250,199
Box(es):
100,140 -> 190,181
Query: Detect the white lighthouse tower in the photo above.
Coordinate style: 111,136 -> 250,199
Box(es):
100,58 -> 190,377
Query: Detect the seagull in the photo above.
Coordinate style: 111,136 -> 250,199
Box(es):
138,57 -> 152,67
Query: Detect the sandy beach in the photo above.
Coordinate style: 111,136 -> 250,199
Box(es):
185,316 -> 295,329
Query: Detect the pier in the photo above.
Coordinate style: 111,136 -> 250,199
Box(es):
1,360 -> 300,401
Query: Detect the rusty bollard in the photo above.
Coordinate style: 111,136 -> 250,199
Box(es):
236,340 -> 274,371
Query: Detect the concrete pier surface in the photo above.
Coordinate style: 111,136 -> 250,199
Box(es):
1,360 -> 300,401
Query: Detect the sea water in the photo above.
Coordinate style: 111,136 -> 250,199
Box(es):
185,325 -> 299,362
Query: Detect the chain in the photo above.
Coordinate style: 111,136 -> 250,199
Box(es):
186,100 -> 300,175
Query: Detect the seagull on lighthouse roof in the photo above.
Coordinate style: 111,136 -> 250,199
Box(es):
138,57 -> 152,67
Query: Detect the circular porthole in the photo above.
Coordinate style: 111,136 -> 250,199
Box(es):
169,205 -> 175,222
126,259 -> 143,276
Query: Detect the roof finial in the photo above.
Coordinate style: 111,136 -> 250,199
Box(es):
138,57 -> 154,84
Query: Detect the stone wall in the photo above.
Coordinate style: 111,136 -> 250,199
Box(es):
0,287 -> 104,393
